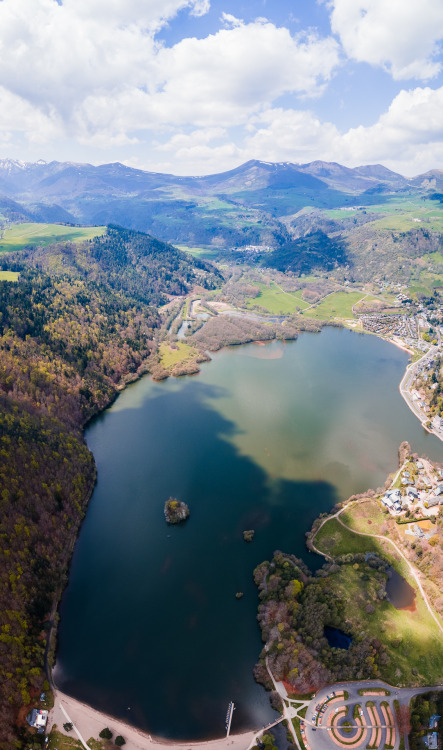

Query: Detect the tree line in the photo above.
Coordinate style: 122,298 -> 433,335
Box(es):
0,225 -> 219,748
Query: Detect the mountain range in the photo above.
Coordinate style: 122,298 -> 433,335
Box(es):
0,158 -> 442,247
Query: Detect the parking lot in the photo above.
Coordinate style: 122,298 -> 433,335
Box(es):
301,684 -> 398,750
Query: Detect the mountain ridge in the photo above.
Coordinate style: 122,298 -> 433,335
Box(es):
0,157 -> 439,248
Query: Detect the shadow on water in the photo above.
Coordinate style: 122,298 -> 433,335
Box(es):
55,328 -> 443,741
55,379 -> 337,740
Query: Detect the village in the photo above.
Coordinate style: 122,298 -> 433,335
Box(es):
381,454 -> 443,541
361,311 -> 438,353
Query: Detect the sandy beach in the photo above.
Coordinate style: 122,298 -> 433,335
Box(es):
49,691 -> 257,750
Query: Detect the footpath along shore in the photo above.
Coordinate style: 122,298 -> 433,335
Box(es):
49,691 -> 258,750
47,325 -> 441,750
398,343 -> 443,442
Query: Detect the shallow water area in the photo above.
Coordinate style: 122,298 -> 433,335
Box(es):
386,566 -> 417,610
55,328 -> 442,740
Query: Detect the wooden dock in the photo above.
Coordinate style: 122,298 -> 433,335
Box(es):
225,702 -> 235,737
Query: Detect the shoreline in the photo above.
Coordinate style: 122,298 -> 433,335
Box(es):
46,323 -> 441,747
49,690 -> 258,750
397,343 -> 443,443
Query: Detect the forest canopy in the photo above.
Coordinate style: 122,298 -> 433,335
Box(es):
0,225 -> 219,748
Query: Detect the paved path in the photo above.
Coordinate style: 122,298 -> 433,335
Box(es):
309,502 -> 443,636
304,681 -> 443,750
262,657 -> 301,749
50,691 -> 256,750
334,513 -> 443,636
399,344 -> 443,441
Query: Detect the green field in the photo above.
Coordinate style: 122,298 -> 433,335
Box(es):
177,245 -> 220,259
0,222 -> 106,252
419,271 -> 443,291
48,728 -> 83,750
313,510 -> 443,685
246,281 -> 310,313
361,197 -> 443,232
370,214 -> 443,232
0,270 -> 19,281
340,499 -> 388,535
424,250 -> 443,265
159,341 -> 195,369
314,517 -> 381,556
408,282 -> 436,298
323,196 -> 443,233
302,291 -> 364,319
323,208 -> 359,219
329,561 -> 443,686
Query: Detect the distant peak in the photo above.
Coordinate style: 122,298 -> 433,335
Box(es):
0,158 -> 28,171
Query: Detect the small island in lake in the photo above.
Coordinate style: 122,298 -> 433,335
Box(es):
164,497 -> 190,524
243,529 -> 255,542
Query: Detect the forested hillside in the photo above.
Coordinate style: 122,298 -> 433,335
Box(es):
263,231 -> 348,275
254,551 -> 391,695
0,226 -> 219,748
24,224 -> 220,306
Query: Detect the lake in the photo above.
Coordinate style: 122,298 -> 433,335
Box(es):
54,328 -> 443,740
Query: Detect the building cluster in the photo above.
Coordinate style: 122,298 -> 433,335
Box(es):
409,356 -> 442,423
361,314 -> 425,347
26,707 -> 48,734
381,459 -> 443,521
424,714 -> 440,750
234,245 -> 273,253
432,415 -> 443,435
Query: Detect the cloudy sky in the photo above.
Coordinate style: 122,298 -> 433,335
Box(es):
1,0 -> 443,176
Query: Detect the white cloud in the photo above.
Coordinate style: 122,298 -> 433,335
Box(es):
340,85 -> 443,174
149,85 -> 443,176
221,13 -> 245,28
329,0 -> 443,80
244,109 -> 340,164
157,127 -> 228,151
150,127 -> 242,173
0,1 -> 340,146
63,0 -> 209,29
153,22 -> 340,124
0,86 -> 61,143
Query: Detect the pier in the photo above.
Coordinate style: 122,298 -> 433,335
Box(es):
225,702 -> 235,737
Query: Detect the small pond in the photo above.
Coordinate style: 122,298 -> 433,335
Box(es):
386,567 -> 416,610
324,626 -> 352,650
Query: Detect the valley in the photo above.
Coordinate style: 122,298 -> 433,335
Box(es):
1,159 -> 443,750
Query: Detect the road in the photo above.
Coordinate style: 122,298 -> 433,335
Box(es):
399,344 -> 442,439
303,681 -> 443,750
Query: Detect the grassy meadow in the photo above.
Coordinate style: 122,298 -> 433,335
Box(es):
159,341 -> 195,369
329,562 -> 443,686
176,244 -> 220,259
340,498 -> 388,535
0,270 -> 19,281
302,291 -> 365,319
0,222 -> 106,252
246,281 -> 310,313
313,504 -> 443,686
315,517 -> 381,556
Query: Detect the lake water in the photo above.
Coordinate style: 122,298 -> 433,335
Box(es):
55,328 -> 443,740
386,566 -> 417,610
324,626 -> 352,650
